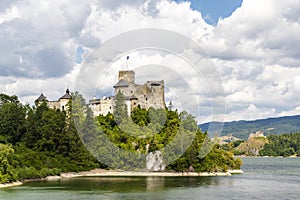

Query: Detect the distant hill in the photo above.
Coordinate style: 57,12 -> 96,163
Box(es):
199,115 -> 300,140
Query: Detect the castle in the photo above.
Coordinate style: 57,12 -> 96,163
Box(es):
36,88 -> 71,111
89,70 -> 165,116
36,70 -> 166,116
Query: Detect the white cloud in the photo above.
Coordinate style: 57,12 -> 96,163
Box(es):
1,0 -> 300,124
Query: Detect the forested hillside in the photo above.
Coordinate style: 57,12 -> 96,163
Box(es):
259,133 -> 300,157
199,115 -> 300,140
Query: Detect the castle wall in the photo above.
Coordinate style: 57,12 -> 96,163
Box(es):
89,97 -> 114,116
48,101 -> 61,110
133,81 -> 165,109
47,99 -> 70,111
59,99 -> 69,111
115,84 -> 136,97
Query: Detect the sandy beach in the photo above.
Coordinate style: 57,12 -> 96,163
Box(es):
0,181 -> 23,188
60,168 -> 244,178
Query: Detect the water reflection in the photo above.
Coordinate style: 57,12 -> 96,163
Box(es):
1,158 -> 300,200
146,177 -> 165,190
19,176 -> 218,193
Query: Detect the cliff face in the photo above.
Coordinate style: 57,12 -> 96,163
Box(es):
236,137 -> 268,156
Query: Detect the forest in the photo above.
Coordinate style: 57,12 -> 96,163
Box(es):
0,92 -> 241,184
259,133 -> 300,157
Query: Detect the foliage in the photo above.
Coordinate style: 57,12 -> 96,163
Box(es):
0,95 -> 26,144
113,91 -> 128,124
95,104 -> 241,172
0,144 -> 17,183
0,93 -> 99,183
0,93 -> 241,184
259,133 -> 300,157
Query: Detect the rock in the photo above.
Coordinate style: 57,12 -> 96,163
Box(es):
189,165 -> 194,172
146,150 -> 165,171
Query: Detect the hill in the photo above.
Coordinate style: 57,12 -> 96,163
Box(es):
199,115 -> 300,140
235,137 -> 268,156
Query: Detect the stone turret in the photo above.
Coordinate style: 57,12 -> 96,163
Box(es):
118,70 -> 135,84
47,88 -> 72,111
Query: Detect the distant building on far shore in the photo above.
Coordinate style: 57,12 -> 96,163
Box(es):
248,131 -> 265,140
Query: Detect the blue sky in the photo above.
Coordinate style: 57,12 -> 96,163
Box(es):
175,0 -> 243,25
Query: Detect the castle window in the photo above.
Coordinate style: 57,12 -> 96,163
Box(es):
146,98 -> 148,101
134,103 -> 136,105
151,83 -> 160,86
131,91 -> 133,93
62,106 -> 65,111
109,106 -> 112,109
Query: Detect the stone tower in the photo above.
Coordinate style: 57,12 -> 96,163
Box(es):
114,70 -> 165,111
118,70 -> 135,84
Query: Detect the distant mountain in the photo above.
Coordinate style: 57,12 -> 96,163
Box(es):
199,115 -> 300,141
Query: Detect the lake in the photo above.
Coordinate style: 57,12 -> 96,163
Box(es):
1,157 -> 299,200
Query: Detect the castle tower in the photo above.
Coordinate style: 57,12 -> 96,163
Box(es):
35,93 -> 48,105
113,70 -> 165,112
118,70 -> 135,84
58,88 -> 72,111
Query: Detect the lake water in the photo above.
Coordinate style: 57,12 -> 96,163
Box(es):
1,157 -> 300,200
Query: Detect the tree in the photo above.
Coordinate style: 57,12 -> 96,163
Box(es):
36,108 -> 66,154
113,91 -> 128,124
0,144 -> 16,183
131,105 -> 149,126
23,102 -> 48,148
179,111 -> 198,132
0,94 -> 19,105
0,94 -> 26,144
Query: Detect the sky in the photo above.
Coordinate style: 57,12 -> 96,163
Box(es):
175,0 -> 243,25
1,0 -> 300,123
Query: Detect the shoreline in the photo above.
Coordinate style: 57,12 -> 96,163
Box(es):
0,169 -> 243,188
0,181 -> 23,189
235,155 -> 299,158
60,169 -> 244,178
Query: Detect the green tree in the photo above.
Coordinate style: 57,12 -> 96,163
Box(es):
0,144 -> 16,183
260,133 -> 300,157
36,108 -> 66,154
113,91 -> 128,124
131,105 -> 149,126
0,94 -> 26,144
23,102 -> 49,148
